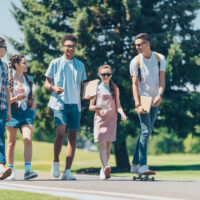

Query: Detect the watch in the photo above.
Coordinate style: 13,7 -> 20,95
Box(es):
159,93 -> 164,98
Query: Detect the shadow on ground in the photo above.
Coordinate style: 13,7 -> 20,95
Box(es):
76,165 -> 200,174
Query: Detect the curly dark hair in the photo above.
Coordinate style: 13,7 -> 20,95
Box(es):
9,55 -> 33,111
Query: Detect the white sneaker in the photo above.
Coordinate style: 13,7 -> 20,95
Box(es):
138,165 -> 153,175
99,168 -> 106,180
130,164 -> 140,174
51,162 -> 60,178
0,166 -> 12,180
6,170 -> 15,180
62,169 -> 76,180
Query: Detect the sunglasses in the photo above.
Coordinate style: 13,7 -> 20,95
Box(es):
135,41 -> 147,47
0,45 -> 7,50
100,73 -> 112,77
63,44 -> 76,48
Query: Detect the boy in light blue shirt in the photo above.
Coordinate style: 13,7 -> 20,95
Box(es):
44,34 -> 87,180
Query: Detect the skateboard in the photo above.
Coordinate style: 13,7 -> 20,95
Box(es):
133,171 -> 156,181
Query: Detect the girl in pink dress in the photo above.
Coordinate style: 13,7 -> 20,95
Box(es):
89,65 -> 127,180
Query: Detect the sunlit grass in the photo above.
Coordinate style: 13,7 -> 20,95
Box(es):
8,139 -> 200,180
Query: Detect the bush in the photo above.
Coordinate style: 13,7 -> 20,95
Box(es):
183,134 -> 200,153
149,127 -> 184,155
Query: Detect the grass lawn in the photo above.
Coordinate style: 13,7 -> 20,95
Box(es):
8,139 -> 200,180
0,190 -> 75,200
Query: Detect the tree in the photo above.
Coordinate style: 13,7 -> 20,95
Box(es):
9,0 -> 200,169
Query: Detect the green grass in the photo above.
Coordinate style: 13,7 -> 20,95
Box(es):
8,139 -> 200,180
0,190 -> 75,200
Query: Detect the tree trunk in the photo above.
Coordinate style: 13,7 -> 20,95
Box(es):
114,140 -> 130,171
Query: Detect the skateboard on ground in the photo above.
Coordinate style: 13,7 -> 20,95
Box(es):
133,171 -> 156,181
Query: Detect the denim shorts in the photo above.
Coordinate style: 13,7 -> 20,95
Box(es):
6,106 -> 34,128
53,104 -> 81,131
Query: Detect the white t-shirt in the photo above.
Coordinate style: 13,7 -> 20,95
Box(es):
130,52 -> 166,99
13,75 -> 30,110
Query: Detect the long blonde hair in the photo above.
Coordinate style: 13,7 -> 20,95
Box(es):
98,65 -> 116,100
9,55 -> 33,111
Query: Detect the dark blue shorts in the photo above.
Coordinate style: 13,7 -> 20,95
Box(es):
6,106 -> 34,128
53,104 -> 81,131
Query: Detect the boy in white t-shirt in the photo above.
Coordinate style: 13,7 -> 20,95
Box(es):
129,33 -> 166,174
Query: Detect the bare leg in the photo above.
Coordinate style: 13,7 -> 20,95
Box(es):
65,130 -> 77,170
6,126 -> 17,165
106,141 -> 111,165
21,124 -> 33,162
54,125 -> 66,162
99,141 -> 108,169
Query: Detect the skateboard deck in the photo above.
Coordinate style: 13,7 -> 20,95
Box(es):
133,171 -> 156,181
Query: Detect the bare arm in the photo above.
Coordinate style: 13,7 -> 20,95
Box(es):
132,76 -> 146,114
44,77 -> 64,94
115,87 -> 127,121
6,88 -> 11,122
152,71 -> 165,106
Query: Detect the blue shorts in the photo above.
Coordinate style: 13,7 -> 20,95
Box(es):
6,106 -> 34,128
53,104 -> 81,131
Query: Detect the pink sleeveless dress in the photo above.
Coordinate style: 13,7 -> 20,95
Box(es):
94,89 -> 117,142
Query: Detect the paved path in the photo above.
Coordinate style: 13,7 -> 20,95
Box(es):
0,171 -> 198,200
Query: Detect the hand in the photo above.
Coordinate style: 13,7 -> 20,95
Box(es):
135,106 -> 147,114
121,114 -> 127,121
53,86 -> 64,94
16,94 -> 26,101
30,99 -> 37,110
6,110 -> 11,122
95,107 -> 102,115
152,95 -> 162,107
85,95 -> 92,100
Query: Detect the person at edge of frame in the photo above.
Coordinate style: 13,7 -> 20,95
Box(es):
129,33 -> 166,175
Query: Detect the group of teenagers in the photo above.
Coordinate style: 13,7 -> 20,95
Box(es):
0,32 -> 166,181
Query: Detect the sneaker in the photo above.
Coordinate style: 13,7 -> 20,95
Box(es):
24,170 -> 38,180
62,169 -> 76,180
104,166 -> 111,179
0,166 -> 12,180
51,162 -> 60,178
130,164 -> 140,174
5,170 -> 15,180
99,168 -> 106,180
138,165 -> 155,175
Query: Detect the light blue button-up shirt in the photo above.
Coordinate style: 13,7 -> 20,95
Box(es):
45,55 -> 87,111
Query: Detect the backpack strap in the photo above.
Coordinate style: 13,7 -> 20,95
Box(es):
135,55 -> 142,81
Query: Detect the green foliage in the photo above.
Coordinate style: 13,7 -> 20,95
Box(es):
149,127 -> 184,155
184,133 -> 200,153
126,127 -> 184,156
8,0 -> 200,168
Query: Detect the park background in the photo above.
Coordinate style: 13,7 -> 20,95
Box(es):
1,0 -> 200,179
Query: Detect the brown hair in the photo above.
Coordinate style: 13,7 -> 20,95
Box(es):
135,33 -> 150,42
9,55 -> 33,111
98,65 -> 116,100
0,37 -> 5,45
61,34 -> 77,46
